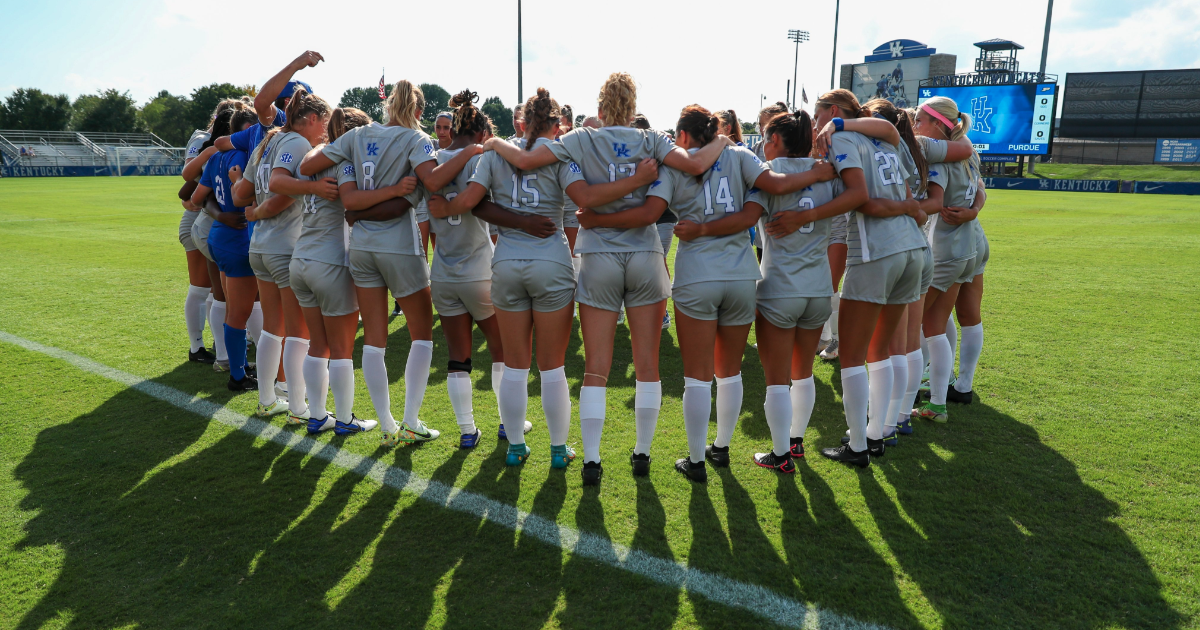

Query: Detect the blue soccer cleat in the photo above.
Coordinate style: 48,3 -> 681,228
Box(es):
459,429 -> 482,449
334,414 -> 378,436
307,414 -> 336,434
506,442 -> 531,466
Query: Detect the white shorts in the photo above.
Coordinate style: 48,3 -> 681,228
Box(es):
192,219 -> 214,262
575,251 -> 671,312
179,210 -> 199,252
349,250 -> 430,298
930,256 -> 978,293
842,249 -> 923,305
756,295 -> 832,330
249,252 -> 292,288
673,280 -> 757,326
290,258 -> 358,317
491,259 -> 575,312
432,280 -> 495,320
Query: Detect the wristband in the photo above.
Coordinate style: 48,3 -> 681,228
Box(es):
832,117 -> 844,132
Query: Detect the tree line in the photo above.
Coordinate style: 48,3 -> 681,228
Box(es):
0,84 -> 518,147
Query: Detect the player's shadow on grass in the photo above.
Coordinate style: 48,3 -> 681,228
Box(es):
856,399 -> 1183,629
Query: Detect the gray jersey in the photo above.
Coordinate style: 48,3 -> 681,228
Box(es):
546,126 -> 676,254
430,149 -> 493,282
749,157 -> 843,299
928,157 -> 980,263
293,160 -> 356,267
830,131 -> 924,264
248,131 -> 306,256
649,145 -> 767,287
322,122 -> 433,256
471,137 -> 582,270
185,130 -> 210,173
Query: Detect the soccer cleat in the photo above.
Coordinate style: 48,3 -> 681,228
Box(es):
214,359 -> 230,373
945,386 -> 973,405
550,444 -> 576,469
497,420 -> 533,441
379,427 -> 413,448
882,426 -> 899,447
227,374 -> 259,392
662,312 -> 671,330
815,337 -> 830,356
674,458 -> 708,483
617,309 -> 626,326
897,418 -> 914,435
841,429 -> 851,445
754,451 -> 796,473
581,461 -> 603,485
506,442 -> 531,466
819,338 -> 839,361
459,429 -> 482,449
789,437 -> 805,459
819,443 -> 870,468
275,381 -> 288,399
391,301 -> 403,316
307,414 -> 336,434
400,421 -> 440,444
189,347 -> 216,364
630,452 -> 651,477
334,414 -> 378,435
705,443 -> 730,467
256,397 -> 289,417
244,363 -> 257,378
913,401 -> 948,423
287,406 -> 309,426
867,437 -> 886,457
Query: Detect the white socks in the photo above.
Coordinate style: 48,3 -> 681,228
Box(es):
185,285 -> 210,352
956,323 -> 983,392
329,359 -> 355,423
403,340 -> 434,430
362,345 -> 397,433
256,331 -> 285,406
247,301 -> 263,348
682,378 -> 712,464
499,367 -> 530,446
491,362 -> 504,425
764,384 -> 792,457
841,366 -> 869,452
790,377 -> 815,438
885,354 -> 907,429
865,360 -> 893,441
303,355 -> 330,420
579,385 -> 606,462
926,333 -> 953,406
283,337 -> 308,415
447,372 -> 475,435
947,314 -> 958,358
903,349 -> 923,422
713,373 -> 743,448
209,300 -> 228,361
540,367 -> 571,447
633,381 -> 661,456
829,292 -> 840,338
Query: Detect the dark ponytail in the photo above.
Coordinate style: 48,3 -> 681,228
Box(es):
675,104 -> 719,147
864,98 -> 928,194
449,89 -> 491,139
521,87 -> 560,151
764,109 -> 814,158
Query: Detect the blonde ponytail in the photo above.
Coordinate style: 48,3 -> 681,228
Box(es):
385,80 -> 423,130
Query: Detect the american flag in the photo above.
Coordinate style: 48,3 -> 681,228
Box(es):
802,86 -> 809,105
378,74 -> 386,100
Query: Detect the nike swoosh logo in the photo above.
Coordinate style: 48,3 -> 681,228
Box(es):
1144,185 -> 1163,191
1007,182 -> 1024,188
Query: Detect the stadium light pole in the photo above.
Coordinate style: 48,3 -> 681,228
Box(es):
789,30 -> 810,110
829,0 -> 840,90
517,0 -> 523,104
1039,0 -> 1054,76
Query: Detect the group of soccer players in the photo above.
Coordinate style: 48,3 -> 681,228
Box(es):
176,51 -> 989,485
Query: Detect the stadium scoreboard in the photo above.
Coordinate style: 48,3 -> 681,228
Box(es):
918,83 -> 1057,155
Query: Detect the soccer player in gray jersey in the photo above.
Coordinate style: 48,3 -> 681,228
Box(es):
581,105 -> 836,482
287,107 -> 371,443
750,110 -> 846,473
180,127 -> 216,364
436,88 -> 655,480
946,180 -> 988,407
300,79 -> 479,448
483,73 -> 733,483
812,89 -> 924,468
423,90 -> 511,449
910,96 -> 983,425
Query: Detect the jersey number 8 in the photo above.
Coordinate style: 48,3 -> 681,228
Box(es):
444,192 -> 461,225
361,161 -> 376,191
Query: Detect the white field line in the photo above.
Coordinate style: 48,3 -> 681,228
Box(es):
1,330 -> 887,630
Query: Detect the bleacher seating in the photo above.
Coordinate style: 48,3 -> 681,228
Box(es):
0,130 -> 183,172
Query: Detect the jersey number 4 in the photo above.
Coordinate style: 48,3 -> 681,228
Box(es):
703,176 -> 735,215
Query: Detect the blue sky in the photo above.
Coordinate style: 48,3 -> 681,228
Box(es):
3,0 -> 1197,133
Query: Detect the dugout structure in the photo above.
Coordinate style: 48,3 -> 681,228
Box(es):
1059,69 -> 1200,139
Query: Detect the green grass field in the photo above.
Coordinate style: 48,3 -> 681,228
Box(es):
1024,163 -> 1200,181
1,177 -> 1197,630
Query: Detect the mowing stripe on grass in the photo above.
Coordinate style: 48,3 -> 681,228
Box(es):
1,330 -> 886,630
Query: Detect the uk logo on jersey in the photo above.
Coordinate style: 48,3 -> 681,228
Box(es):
613,143 -> 631,158
711,160 -> 722,172
871,138 -> 881,147
188,146 -> 199,155
279,153 -> 293,164
343,164 -> 355,176
835,154 -> 848,162
650,179 -> 662,189
367,142 -> 379,156
930,169 -> 939,178
569,162 -> 581,174
423,143 -> 434,154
